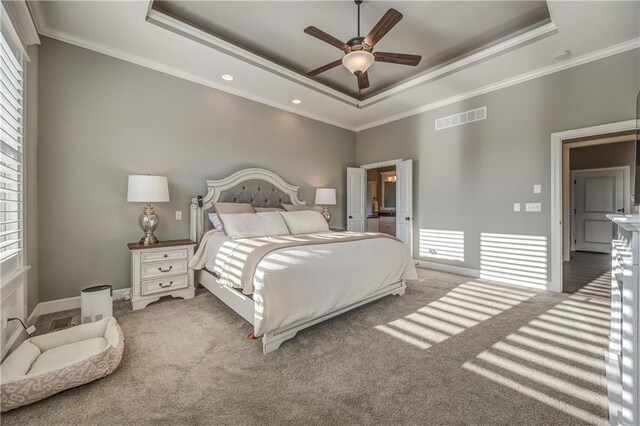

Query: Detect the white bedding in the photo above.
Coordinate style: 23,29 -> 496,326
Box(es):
189,230 -> 417,336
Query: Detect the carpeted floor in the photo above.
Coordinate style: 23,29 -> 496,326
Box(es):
2,268 -> 611,425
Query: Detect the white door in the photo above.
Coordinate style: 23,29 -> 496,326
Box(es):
572,168 -> 628,253
346,167 -> 365,232
396,159 -> 413,253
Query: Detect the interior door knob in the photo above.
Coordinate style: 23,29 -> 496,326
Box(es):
348,215 -> 353,219
405,217 -> 410,221
617,208 -> 625,213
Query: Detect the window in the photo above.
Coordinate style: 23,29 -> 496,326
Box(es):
0,20 -> 24,267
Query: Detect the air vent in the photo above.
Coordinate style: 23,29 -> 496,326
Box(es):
435,107 -> 487,131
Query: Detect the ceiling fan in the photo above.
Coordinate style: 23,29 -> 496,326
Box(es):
304,0 -> 422,91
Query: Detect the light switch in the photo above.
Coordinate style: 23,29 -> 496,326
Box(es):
526,202 -> 542,212
533,184 -> 542,194
175,211 -> 182,221
513,203 -> 521,212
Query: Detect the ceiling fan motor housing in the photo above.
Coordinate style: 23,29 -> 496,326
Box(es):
346,37 -> 371,53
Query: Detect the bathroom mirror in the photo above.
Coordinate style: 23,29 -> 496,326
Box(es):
380,171 -> 396,210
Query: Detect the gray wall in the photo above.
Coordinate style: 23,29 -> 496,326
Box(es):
25,44 -> 38,314
356,49 -> 639,280
38,37 -> 356,302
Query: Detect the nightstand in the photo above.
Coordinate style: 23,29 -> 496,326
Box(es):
127,239 -> 196,310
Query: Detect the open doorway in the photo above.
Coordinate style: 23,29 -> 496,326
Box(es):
562,131 -> 635,294
346,159 -> 413,253
366,166 -> 397,236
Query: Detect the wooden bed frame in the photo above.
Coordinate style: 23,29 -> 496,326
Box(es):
190,168 -> 406,354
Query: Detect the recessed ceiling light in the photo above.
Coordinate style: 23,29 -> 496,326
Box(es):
221,74 -> 234,81
554,50 -> 570,61
291,99 -> 302,104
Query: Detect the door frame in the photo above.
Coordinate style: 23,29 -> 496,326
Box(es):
570,166 -> 631,252
550,119 -> 636,293
360,159 -> 403,170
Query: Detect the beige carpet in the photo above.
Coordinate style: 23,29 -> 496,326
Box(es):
2,269 -> 611,425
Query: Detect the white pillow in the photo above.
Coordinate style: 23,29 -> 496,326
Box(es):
280,210 -> 329,235
219,212 -> 290,239
208,213 -> 224,231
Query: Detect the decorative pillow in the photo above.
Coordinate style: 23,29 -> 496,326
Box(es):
220,212 -> 290,239
213,202 -> 256,214
208,213 -> 224,231
254,207 -> 284,212
280,210 -> 330,235
281,203 -> 311,211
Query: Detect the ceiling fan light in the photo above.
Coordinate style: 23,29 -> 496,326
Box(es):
342,51 -> 375,75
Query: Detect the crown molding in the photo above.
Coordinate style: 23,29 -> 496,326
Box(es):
3,0 -> 40,47
25,1 -> 640,134
24,0 -> 357,130
359,20 -> 557,108
354,37 -> 640,132
36,26 -> 358,131
146,7 -> 359,108
25,0 -> 46,35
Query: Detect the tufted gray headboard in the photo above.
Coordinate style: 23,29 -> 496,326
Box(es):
217,179 -> 292,207
190,168 -> 307,244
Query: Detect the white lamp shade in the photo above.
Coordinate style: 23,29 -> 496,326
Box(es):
127,175 -> 170,203
315,188 -> 336,205
342,51 -> 375,75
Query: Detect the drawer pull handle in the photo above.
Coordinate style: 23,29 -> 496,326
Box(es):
163,254 -> 168,258
159,281 -> 173,288
158,266 -> 173,273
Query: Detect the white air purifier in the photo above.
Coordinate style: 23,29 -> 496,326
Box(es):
81,285 -> 113,324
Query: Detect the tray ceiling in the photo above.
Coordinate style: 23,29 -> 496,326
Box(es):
152,1 -> 551,99
29,1 -> 640,130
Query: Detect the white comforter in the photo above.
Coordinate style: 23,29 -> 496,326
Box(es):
189,230 -> 417,336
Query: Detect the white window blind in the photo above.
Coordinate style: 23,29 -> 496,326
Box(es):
0,27 -> 23,263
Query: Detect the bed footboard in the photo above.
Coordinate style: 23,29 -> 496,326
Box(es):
261,280 -> 406,354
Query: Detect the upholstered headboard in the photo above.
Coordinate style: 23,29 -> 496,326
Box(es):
190,168 -> 307,243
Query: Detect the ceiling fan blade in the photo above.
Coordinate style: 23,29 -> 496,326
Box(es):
357,71 -> 370,90
364,9 -> 403,47
304,26 -> 348,51
307,59 -> 343,77
374,52 -> 422,66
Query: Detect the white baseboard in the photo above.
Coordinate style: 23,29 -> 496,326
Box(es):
28,288 -> 130,323
414,259 -> 556,291
413,259 -> 480,278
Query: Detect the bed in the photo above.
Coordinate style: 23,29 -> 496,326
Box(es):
188,168 -> 417,353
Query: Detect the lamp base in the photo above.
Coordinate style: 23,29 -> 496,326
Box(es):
321,206 -> 331,224
139,234 -> 159,246
138,203 -> 160,246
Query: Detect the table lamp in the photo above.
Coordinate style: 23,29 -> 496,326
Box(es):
127,175 -> 170,245
315,188 -> 336,223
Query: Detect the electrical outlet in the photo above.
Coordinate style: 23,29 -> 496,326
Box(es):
533,184 -> 542,194
513,203 -> 521,212
175,211 -> 182,221
526,202 -> 542,212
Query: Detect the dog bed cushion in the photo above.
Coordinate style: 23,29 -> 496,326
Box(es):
0,317 -> 124,412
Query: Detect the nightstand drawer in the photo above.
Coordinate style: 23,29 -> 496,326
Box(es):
141,248 -> 188,264
141,275 -> 189,296
140,260 -> 188,280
